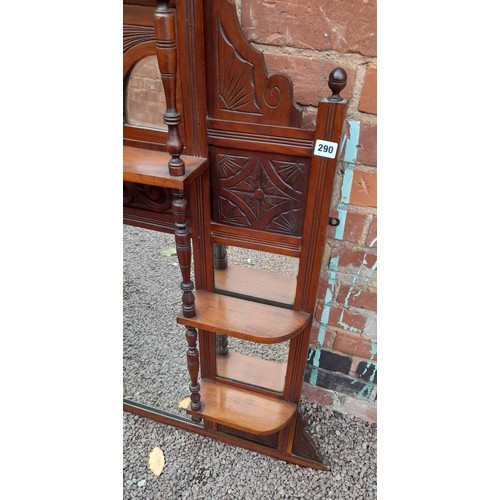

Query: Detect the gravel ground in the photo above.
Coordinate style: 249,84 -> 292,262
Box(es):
123,225 -> 377,499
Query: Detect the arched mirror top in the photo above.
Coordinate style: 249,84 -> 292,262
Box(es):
124,56 -> 168,131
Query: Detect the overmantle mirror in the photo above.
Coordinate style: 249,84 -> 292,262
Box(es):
123,226 -> 300,421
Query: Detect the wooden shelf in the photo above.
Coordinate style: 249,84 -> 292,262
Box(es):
214,265 -> 297,307
177,291 -> 311,344
181,379 -> 296,435
123,146 -> 208,189
216,351 -> 288,393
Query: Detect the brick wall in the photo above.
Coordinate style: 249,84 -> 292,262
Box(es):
238,0 -> 377,423
126,56 -> 167,129
125,0 -> 377,422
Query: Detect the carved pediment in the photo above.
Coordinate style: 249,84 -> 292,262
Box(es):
205,0 -> 302,127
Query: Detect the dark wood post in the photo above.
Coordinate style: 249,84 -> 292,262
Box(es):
155,0 -> 185,176
212,244 -> 228,270
172,189 -> 201,420
290,67 -> 348,405
213,244 -> 229,356
172,186 -> 200,418
156,0 -> 200,419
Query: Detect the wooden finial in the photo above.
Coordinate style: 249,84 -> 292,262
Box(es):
327,67 -> 347,102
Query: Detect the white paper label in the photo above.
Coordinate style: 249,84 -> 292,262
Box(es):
314,139 -> 338,159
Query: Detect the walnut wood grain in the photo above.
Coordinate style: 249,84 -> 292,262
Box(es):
207,118 -> 314,157
176,290 -> 310,344
124,4 -> 155,27
216,351 -> 287,393
214,264 -> 297,307
176,0 -> 208,158
123,146 -> 208,189
185,379 -> 296,435
155,1 -> 185,176
210,222 -> 302,258
123,124 -> 166,151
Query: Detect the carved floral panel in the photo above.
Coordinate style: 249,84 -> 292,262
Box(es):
211,150 -> 311,236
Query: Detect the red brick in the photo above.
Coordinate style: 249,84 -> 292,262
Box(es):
327,306 -> 367,332
137,61 -> 161,79
309,322 -> 335,348
366,216 -> 377,247
359,64 -> 377,114
326,224 -> 336,241
339,396 -> 377,423
128,76 -> 144,89
337,247 -> 377,269
241,0 -> 376,57
314,303 -> 325,323
129,89 -> 163,103
262,53 -> 356,106
301,382 -> 334,407
356,121 -> 377,167
337,284 -> 377,311
144,78 -> 161,91
349,170 -> 377,207
329,209 -> 367,244
316,274 -> 332,301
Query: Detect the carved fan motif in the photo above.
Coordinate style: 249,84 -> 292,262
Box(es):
272,161 -> 307,193
268,209 -> 303,234
217,154 -> 250,180
214,153 -> 310,236
218,197 -> 251,226
217,20 -> 262,114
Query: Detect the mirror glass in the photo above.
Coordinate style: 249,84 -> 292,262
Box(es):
124,55 -> 168,130
123,225 -> 192,421
216,336 -> 289,394
213,244 -> 299,307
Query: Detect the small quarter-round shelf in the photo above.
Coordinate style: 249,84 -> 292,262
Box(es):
177,291 -> 311,344
180,379 -> 297,435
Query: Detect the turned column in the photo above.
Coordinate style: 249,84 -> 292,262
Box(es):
155,1 -> 200,419
155,0 -> 184,176
172,190 -> 201,419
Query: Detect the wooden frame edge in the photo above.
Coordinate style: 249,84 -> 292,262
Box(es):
123,400 -> 329,471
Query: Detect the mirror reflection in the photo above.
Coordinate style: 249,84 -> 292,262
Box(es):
123,230 -> 299,417
213,244 -> 299,307
216,336 -> 289,394
124,55 -> 168,130
123,225 -> 191,421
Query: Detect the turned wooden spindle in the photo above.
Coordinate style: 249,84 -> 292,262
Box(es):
155,1 -> 185,176
327,67 -> 347,102
172,190 -> 195,318
172,189 -> 200,420
186,327 -> 201,418
155,1 -> 200,419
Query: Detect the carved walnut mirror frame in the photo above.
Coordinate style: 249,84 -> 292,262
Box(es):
123,0 -> 347,469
